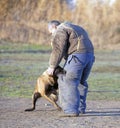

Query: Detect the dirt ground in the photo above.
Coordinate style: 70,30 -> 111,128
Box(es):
0,97 -> 120,128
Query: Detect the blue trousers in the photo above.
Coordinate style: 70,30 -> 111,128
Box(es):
58,52 -> 95,114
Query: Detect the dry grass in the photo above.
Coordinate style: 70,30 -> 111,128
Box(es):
0,0 -> 120,49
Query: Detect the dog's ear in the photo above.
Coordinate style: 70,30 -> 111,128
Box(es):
53,66 -> 66,76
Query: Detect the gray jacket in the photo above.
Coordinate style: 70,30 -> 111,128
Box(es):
49,22 -> 94,68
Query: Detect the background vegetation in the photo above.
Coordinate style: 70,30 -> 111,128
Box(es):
0,0 -> 120,49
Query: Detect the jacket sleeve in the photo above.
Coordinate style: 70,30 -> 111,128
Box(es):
49,29 -> 68,68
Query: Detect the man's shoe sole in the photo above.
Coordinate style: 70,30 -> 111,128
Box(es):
59,113 -> 79,117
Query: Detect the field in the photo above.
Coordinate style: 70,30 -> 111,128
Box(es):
0,41 -> 120,128
0,41 -> 120,100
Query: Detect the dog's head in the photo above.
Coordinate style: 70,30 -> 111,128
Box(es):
53,66 -> 66,76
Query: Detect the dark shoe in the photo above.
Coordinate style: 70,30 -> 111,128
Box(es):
59,113 -> 79,117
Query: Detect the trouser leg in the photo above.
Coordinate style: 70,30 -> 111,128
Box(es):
79,53 -> 95,112
58,54 -> 83,114
78,83 -> 88,112
58,74 -> 80,114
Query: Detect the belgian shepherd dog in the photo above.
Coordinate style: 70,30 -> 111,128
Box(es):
25,66 -> 66,111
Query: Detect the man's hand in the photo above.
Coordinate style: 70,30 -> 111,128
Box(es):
43,67 -> 54,76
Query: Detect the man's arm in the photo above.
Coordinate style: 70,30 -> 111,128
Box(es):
49,29 -> 68,69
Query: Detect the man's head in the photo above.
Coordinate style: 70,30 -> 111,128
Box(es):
48,20 -> 61,34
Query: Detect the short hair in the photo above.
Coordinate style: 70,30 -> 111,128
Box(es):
48,20 -> 61,27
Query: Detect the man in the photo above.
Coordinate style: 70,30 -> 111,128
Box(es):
45,20 -> 95,117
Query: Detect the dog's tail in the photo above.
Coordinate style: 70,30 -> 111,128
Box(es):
25,92 -> 41,111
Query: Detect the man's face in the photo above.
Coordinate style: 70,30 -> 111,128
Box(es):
48,24 -> 57,35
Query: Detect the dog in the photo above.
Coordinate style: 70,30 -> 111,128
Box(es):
25,66 -> 66,111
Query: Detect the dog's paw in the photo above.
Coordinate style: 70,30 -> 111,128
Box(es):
24,108 -> 35,112
57,107 -> 62,111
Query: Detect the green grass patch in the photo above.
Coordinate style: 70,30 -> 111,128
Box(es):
0,39 -> 51,52
0,42 -> 120,100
